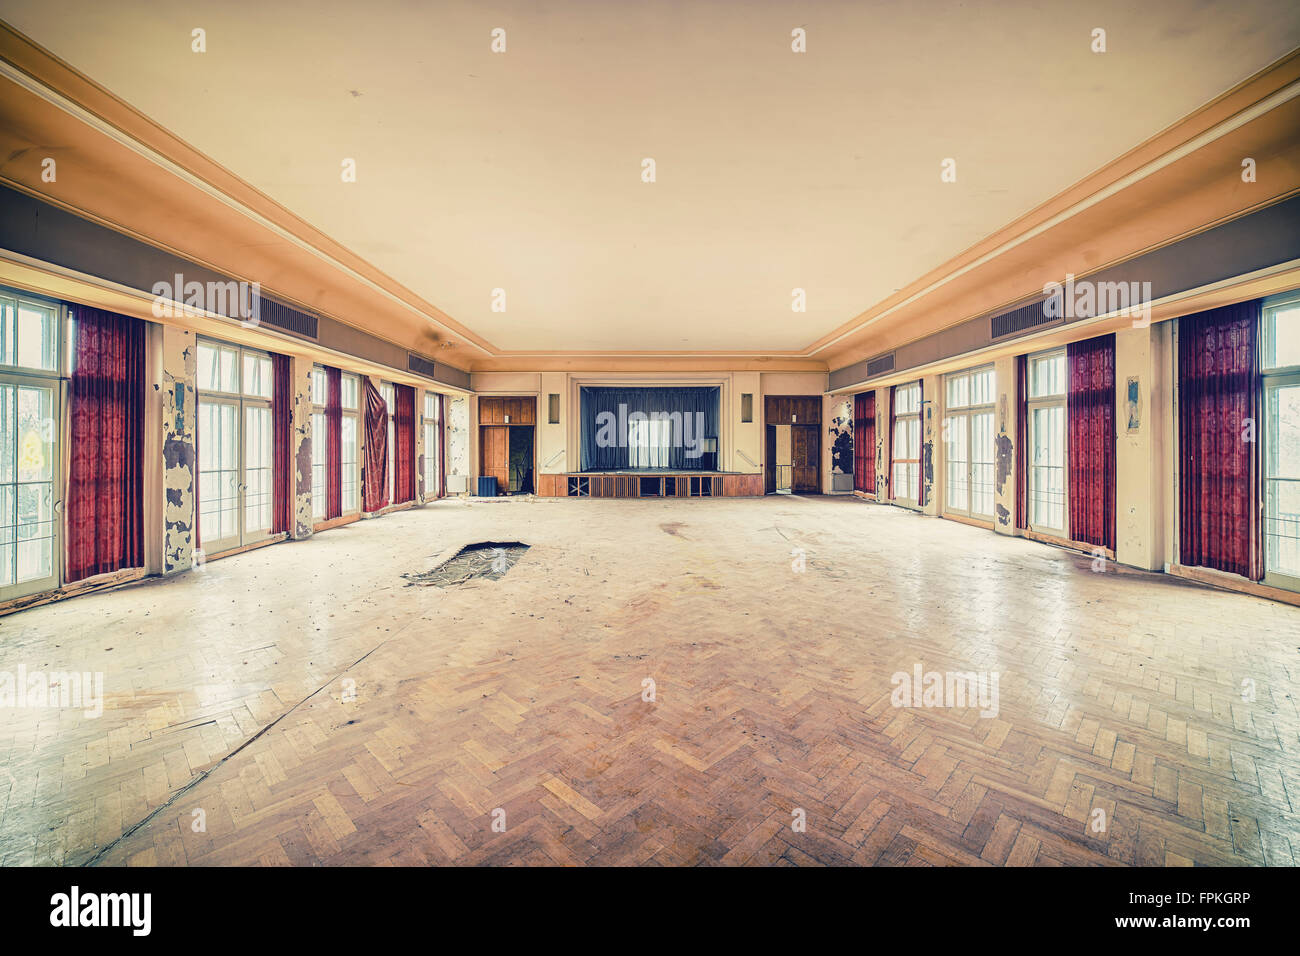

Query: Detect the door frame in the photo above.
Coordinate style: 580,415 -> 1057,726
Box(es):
477,395 -> 537,495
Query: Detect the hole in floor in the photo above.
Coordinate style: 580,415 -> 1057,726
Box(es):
402,541 -> 530,588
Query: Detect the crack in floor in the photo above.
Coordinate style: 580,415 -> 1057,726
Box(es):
81,639 -> 390,867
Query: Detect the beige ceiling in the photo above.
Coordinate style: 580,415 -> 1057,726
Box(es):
3,0 -> 1299,354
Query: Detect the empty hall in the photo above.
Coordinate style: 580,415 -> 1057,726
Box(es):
0,0 -> 1297,887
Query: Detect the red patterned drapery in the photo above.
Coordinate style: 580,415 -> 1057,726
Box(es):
66,306 -> 145,582
325,366 -> 342,519
1178,300 -> 1262,579
1066,334 -> 1116,550
271,353 -> 292,534
853,391 -> 875,493
394,384 -> 416,504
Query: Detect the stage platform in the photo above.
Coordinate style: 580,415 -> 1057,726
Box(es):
537,471 -> 764,498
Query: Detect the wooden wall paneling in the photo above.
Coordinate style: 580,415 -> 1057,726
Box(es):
764,395 -> 822,425
480,426 -> 509,493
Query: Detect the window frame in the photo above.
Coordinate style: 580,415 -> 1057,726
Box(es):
891,381 -> 922,508
1026,348 -> 1068,536
1261,292 -> 1300,591
422,392 -> 441,500
943,365 -> 996,520
0,287 -> 67,602
310,366 -> 328,521
195,337 -> 275,553
341,373 -> 361,516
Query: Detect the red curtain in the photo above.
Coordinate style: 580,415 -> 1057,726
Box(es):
1179,300 -> 1262,580
853,392 -> 875,493
394,384 -> 416,503
1067,334 -> 1116,550
362,378 -> 389,513
437,393 -> 447,498
66,307 -> 145,582
1015,354 -> 1028,529
885,386 -> 896,498
271,353 -> 292,534
325,366 -> 342,519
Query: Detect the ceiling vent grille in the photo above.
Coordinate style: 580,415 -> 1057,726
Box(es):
407,353 -> 438,379
255,296 -> 319,339
990,298 -> 1058,340
866,353 -> 895,377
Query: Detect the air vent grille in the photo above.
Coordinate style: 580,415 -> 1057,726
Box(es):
990,298 -> 1057,340
866,353 -> 895,377
407,353 -> 438,378
255,296 -> 319,339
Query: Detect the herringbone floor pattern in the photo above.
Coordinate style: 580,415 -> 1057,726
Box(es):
2,497 -> 1298,866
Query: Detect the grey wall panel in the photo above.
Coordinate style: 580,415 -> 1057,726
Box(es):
0,183 -> 471,388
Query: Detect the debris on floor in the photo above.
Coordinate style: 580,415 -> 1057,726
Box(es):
402,541 -> 530,588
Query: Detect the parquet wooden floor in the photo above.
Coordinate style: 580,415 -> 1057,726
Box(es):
2,497 -> 1298,866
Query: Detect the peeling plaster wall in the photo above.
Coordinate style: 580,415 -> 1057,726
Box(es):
920,374 -> 938,515
446,393 -> 470,494
290,356 -> 314,539
991,355 -> 1017,534
826,395 -> 853,493
1115,323 -> 1170,570
416,388 -> 428,503
161,326 -> 197,574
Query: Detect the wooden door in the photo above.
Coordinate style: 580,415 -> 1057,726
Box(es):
480,425 -> 509,494
792,424 -> 820,493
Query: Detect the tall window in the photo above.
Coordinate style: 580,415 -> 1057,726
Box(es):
1263,291 -> 1300,590
310,366 -> 328,520
196,339 -> 273,553
1027,349 -> 1067,533
423,392 -> 441,499
892,382 -> 921,506
341,374 -> 360,514
944,366 -> 995,519
0,290 -> 62,600
380,382 -> 395,506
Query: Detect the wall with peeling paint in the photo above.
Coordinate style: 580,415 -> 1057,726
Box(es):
290,356 -> 314,539
446,393 -> 470,493
1115,323 -> 1172,570
161,326 -> 197,574
920,374 -> 938,515
825,395 -> 853,492
991,355 -> 1018,534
